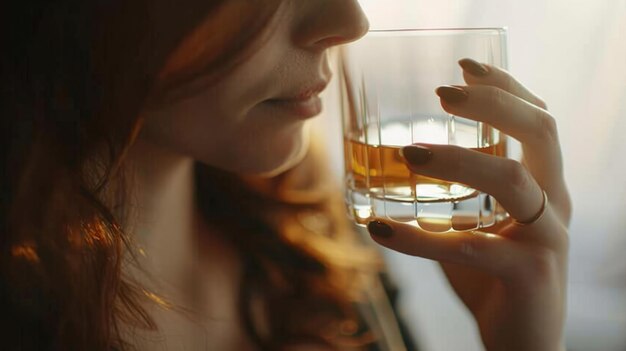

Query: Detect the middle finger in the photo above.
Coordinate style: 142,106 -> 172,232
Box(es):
401,143 -> 544,225
436,85 -> 564,191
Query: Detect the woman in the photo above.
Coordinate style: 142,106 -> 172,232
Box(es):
1,0 -> 571,350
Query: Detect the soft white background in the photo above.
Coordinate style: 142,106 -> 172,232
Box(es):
315,1 -> 626,350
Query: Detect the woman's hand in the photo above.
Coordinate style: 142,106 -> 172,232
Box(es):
366,59 -> 571,351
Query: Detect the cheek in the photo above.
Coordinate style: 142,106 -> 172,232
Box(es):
228,121 -> 310,176
143,38 -> 310,176
141,95 -> 311,176
140,91 -> 238,159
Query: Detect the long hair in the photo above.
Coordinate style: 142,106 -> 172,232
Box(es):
195,139 -> 382,350
1,1 -> 381,350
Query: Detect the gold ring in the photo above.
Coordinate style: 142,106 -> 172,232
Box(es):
513,190 -> 548,226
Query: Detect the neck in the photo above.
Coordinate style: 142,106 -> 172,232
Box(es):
124,137 -> 197,289
119,138 -> 251,348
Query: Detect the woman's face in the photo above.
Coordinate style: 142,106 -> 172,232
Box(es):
141,1 -> 369,176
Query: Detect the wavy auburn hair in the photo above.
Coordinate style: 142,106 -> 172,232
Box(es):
1,0 -> 381,350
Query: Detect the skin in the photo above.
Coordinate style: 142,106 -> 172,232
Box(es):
141,0 -> 369,177
127,0 -> 370,349
370,65 -> 571,351
130,0 -> 570,350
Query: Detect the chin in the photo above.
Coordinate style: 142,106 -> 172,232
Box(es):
254,125 -> 311,178
213,122 -> 311,177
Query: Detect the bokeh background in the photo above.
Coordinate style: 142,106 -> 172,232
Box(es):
315,0 -> 626,350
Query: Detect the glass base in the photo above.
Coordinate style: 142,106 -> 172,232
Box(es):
347,187 -> 508,233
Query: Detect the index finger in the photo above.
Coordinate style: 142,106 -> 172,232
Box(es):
459,58 -> 548,110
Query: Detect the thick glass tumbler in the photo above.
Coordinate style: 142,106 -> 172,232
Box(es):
340,28 -> 509,232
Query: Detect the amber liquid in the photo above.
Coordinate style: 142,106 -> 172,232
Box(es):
343,117 -> 509,231
344,138 -> 507,203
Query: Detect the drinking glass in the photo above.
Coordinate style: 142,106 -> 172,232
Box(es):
339,28 -> 509,232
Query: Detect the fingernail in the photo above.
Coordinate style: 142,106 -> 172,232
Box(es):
400,145 -> 433,165
367,220 -> 394,238
458,58 -> 489,76
435,85 -> 469,104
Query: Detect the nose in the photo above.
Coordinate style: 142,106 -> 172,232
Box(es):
294,0 -> 370,50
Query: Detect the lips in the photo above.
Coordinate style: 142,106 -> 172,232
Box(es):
264,81 -> 329,119
266,95 -> 323,119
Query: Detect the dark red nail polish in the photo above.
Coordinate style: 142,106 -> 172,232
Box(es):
458,58 -> 490,76
435,85 -> 469,104
367,220 -> 393,238
401,145 -> 433,166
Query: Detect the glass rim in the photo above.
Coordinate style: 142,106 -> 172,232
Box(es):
367,27 -> 507,36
